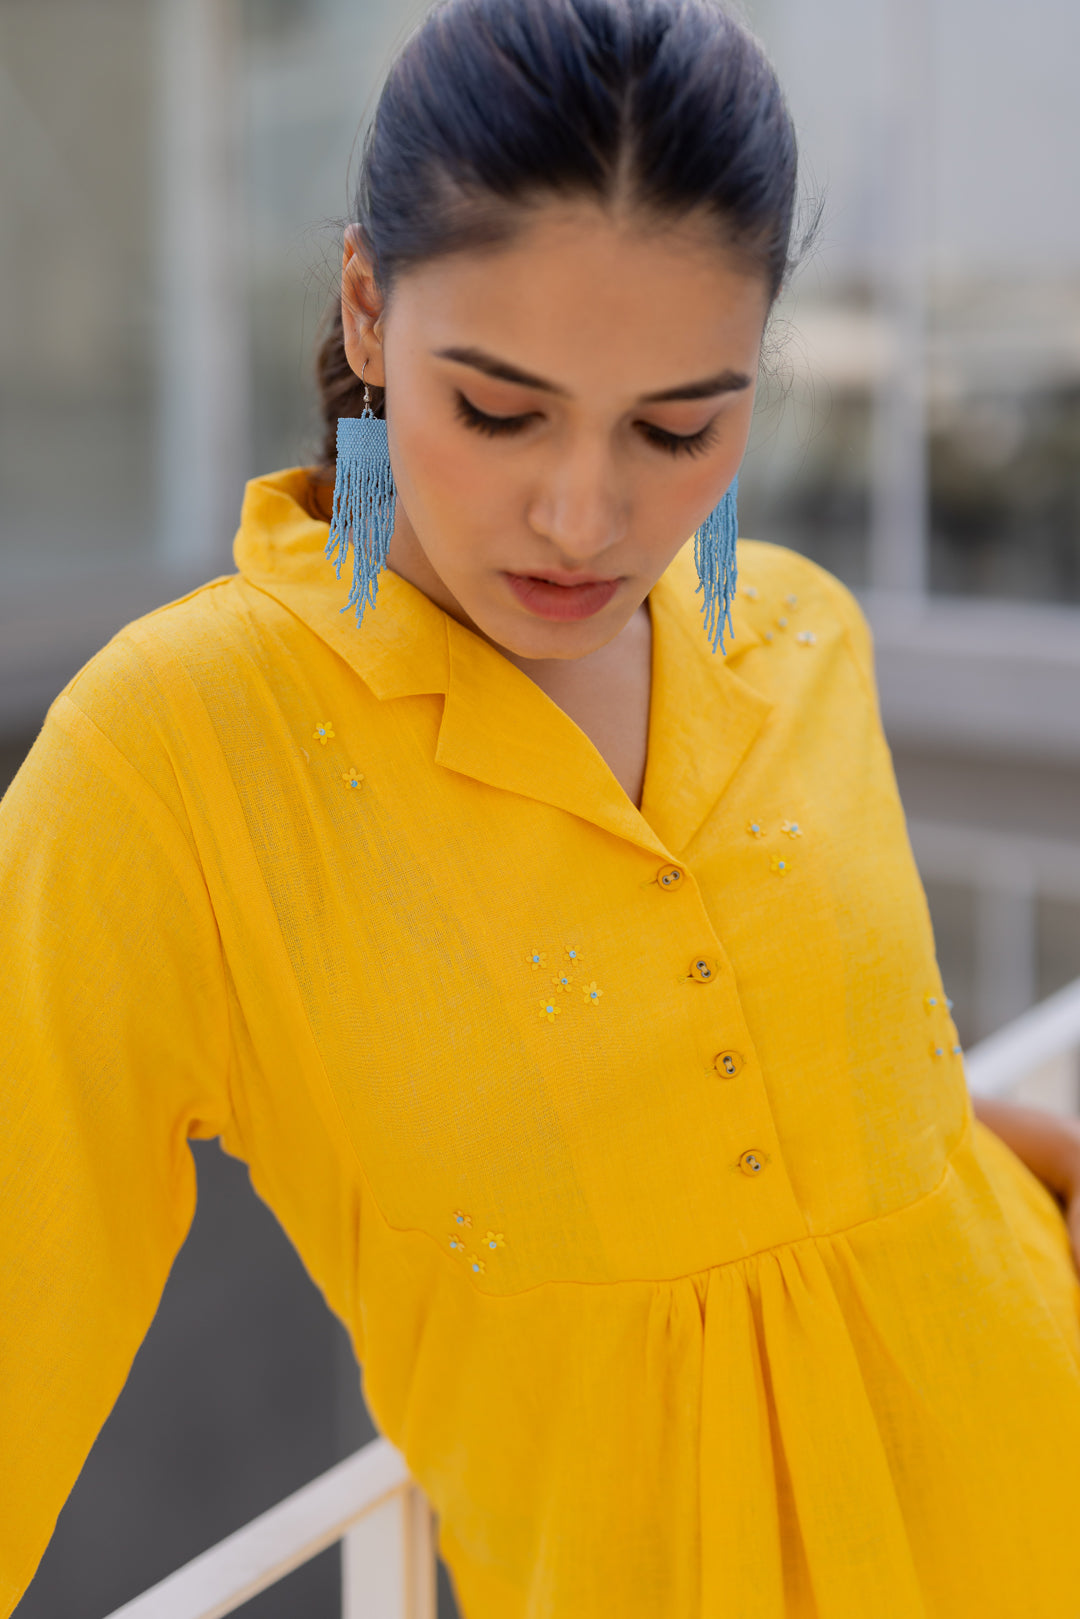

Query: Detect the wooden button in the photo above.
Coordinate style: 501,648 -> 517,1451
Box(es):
714,1050 -> 744,1079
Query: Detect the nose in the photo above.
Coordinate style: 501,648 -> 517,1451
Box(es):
526,433 -> 628,562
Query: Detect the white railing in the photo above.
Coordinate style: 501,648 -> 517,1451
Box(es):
965,974 -> 1080,1108
104,977 -> 1080,1619
103,1439 -> 435,1619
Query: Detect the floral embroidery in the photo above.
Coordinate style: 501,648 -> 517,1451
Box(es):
795,630 -> 817,647
582,981 -> 603,1007
525,950 -> 548,970
539,1001 -> 561,1023
341,767 -> 364,789
744,585 -> 759,601
313,721 -> 335,746
746,820 -> 766,838
770,855 -> 792,876
564,945 -> 585,968
925,990 -> 957,1027
485,1231 -> 505,1251
467,1254 -> 486,1276
781,821 -> 803,838
551,972 -> 575,994
776,616 -> 789,630
449,1234 -> 466,1253
453,1210 -> 472,1228
785,593 -> 799,608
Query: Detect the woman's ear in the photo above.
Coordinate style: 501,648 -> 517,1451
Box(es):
341,224 -> 387,385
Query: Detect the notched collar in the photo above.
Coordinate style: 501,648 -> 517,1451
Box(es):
640,545 -> 773,855
433,544 -> 772,860
234,468 -> 451,699
235,469 -> 773,857
435,617 -> 672,861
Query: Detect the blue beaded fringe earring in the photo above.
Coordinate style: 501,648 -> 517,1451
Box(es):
325,362 -> 396,630
694,474 -> 739,655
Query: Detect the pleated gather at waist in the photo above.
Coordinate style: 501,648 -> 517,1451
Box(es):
352,1116 -> 1080,1618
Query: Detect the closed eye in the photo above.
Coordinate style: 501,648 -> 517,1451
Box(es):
454,392 -> 536,437
454,389 -> 722,458
635,419 -> 721,458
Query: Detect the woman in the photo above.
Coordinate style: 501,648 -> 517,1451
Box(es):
3,0 -> 1080,1613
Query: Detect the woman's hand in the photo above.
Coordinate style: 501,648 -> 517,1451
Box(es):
971,1095 -> 1080,1280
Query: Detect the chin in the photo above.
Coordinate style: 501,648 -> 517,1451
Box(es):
488,611 -> 622,663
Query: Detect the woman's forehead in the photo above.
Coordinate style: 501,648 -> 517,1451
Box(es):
390,202 -> 771,389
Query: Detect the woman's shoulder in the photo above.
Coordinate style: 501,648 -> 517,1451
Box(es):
57,573 -> 251,739
736,537 -> 869,627
39,569 -> 304,820
733,537 -> 876,686
0,575 -> 267,885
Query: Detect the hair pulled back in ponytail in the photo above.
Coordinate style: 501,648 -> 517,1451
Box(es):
313,0 -> 808,478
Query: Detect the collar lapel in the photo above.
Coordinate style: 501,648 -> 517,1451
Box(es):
638,544 -> 773,856
234,471 -> 451,699
436,617 -> 673,861
236,472 -> 771,861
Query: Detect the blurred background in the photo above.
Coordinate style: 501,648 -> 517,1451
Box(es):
2,0 -> 1078,1614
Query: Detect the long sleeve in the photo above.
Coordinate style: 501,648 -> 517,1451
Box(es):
0,693 -> 234,1615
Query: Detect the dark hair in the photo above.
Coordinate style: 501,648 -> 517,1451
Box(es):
313,0 -> 810,478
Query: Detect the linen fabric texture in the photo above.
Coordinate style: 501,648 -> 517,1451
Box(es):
2,466 -> 1080,1618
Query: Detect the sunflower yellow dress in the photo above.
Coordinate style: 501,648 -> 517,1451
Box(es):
3,466 -> 1080,1619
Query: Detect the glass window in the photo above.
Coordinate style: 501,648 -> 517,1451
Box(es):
742,0 -> 1080,606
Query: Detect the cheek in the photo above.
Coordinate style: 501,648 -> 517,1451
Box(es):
389,407 -> 517,541
648,427 -> 747,531
695,399 -> 755,502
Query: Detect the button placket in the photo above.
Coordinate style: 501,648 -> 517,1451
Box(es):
645,861 -> 800,1240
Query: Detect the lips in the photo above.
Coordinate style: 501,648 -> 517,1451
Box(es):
503,572 -> 621,621
523,570 -> 616,587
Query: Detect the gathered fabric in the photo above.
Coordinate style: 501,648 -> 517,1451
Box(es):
2,466 -> 1079,1617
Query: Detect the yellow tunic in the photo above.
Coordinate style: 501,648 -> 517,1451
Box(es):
3,466 -> 1080,1618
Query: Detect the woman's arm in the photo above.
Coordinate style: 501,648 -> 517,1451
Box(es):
971,1094 -> 1080,1274
0,695 -> 233,1614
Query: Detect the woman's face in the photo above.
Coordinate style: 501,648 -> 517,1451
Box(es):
341,201 -> 771,663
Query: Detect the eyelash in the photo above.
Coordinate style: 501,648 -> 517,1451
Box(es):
637,419 -> 721,459
454,392 -> 534,439
453,391 -> 720,459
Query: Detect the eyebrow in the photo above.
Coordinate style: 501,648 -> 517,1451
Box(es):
433,345 -> 752,403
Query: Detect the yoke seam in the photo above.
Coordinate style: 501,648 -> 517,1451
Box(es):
354,1105 -> 973,1301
